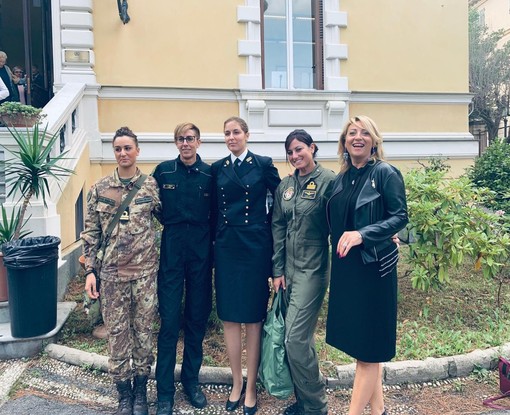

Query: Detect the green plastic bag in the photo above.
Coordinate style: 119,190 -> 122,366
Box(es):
259,290 -> 293,399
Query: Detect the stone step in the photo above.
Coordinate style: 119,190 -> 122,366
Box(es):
0,301 -> 76,359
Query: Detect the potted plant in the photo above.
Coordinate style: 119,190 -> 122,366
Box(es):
0,102 -> 46,128
0,123 -> 73,337
0,205 -> 32,302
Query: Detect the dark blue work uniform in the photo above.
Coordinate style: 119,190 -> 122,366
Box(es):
153,154 -> 213,400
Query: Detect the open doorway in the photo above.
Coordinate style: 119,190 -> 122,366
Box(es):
0,0 -> 53,107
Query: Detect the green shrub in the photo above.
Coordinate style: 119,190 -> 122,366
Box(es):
468,140 -> 510,212
404,164 -> 510,293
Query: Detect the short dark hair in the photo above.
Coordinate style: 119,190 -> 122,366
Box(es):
284,129 -> 318,157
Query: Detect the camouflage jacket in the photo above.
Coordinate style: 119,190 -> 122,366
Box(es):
81,168 -> 161,282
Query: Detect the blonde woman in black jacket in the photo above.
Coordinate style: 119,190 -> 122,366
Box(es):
326,116 -> 408,415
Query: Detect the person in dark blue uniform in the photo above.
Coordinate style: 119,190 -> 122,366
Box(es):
211,116 -> 281,415
153,122 -> 213,415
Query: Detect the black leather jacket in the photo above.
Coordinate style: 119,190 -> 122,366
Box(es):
327,160 -> 408,264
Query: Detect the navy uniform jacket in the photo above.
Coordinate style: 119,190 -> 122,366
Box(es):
211,150 -> 281,322
211,151 -> 281,228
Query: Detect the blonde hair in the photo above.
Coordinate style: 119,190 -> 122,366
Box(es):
174,122 -> 200,141
338,115 -> 385,174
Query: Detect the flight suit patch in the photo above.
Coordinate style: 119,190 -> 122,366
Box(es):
283,187 -> 295,201
301,189 -> 316,200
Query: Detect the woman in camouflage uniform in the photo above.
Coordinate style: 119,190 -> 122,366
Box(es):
82,126 -> 161,415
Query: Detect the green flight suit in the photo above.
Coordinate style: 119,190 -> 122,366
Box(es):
272,163 -> 336,415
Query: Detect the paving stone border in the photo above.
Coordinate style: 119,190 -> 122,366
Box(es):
46,342 -> 510,388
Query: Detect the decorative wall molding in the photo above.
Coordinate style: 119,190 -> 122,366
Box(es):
53,0 -> 96,84
96,131 -> 478,164
350,92 -> 474,104
99,86 -> 239,102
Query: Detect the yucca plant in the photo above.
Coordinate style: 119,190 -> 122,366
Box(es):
0,123 -> 74,239
0,205 -> 32,247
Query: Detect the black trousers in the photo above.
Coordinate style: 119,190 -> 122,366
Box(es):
156,223 -> 212,400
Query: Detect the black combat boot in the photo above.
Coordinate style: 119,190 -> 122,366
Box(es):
115,379 -> 133,415
132,375 -> 149,415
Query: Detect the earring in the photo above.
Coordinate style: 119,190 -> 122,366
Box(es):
371,147 -> 377,155
343,152 -> 350,161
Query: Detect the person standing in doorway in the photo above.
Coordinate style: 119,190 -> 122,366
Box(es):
152,122 -> 213,415
0,51 -> 16,104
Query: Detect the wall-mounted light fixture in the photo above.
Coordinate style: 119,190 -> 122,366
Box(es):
117,0 -> 130,24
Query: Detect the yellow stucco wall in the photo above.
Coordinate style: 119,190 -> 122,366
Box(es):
57,145 -> 91,249
348,103 -> 469,132
98,100 -> 239,132
341,0 -> 469,93
92,0 -> 245,88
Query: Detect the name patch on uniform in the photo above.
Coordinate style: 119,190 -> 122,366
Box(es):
98,196 -> 115,206
301,190 -> 317,200
163,184 -> 176,190
135,196 -> 153,204
283,187 -> 294,201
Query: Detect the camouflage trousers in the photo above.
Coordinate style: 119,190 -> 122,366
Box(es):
101,275 -> 156,383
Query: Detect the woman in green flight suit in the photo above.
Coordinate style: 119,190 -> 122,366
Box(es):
271,129 -> 336,415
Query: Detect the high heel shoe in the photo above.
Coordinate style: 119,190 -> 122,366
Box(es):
243,403 -> 257,415
243,390 -> 257,415
225,381 -> 246,412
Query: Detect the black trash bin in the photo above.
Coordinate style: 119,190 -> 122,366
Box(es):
2,236 -> 60,338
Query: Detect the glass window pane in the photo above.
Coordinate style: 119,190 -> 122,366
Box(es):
292,0 -> 314,89
264,0 -> 288,88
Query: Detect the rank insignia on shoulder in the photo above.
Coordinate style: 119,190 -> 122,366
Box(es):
120,209 -> 130,221
283,187 -> 295,201
306,181 -> 317,190
301,189 -> 317,200
163,184 -> 176,190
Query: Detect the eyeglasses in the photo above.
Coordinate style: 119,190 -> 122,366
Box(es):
176,135 -> 197,143
14,71 -> 22,74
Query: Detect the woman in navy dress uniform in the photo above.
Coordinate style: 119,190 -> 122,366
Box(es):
211,116 -> 281,415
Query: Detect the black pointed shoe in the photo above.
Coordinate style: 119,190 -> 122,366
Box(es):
243,403 -> 257,415
225,381 -> 246,412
